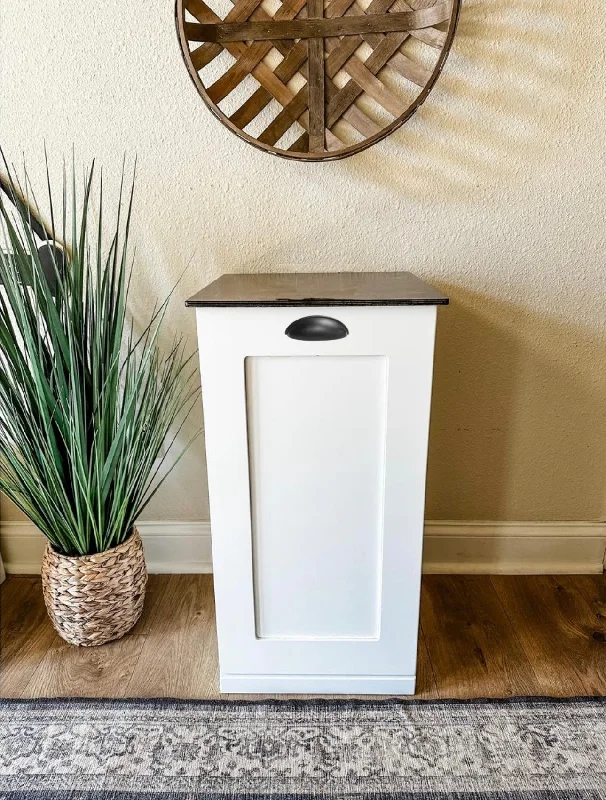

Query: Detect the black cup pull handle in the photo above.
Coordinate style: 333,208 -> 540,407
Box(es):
285,315 -> 349,341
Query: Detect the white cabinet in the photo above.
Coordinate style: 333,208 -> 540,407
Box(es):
188,272 -> 447,694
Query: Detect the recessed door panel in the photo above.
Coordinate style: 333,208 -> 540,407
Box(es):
245,355 -> 387,641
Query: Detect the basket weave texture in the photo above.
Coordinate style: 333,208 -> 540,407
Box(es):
41,530 -> 147,647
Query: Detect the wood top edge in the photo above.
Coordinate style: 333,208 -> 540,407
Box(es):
185,298 -> 449,307
186,272 -> 449,307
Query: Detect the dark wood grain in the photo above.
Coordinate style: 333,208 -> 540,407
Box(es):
4,574 -> 604,700
176,0 -> 461,162
0,575 -> 37,619
229,0 -> 354,132
208,42 -> 274,103
325,32 -> 427,129
182,0 -> 331,150
21,634 -> 146,698
421,575 -> 541,698
187,0 -> 265,70
230,46 -> 307,129
258,88 -> 309,146
307,0 -> 325,153
127,573 -> 170,636
491,575 -> 606,696
415,627 -> 439,699
566,574 -> 606,625
0,579 -> 58,697
125,575 -> 219,698
184,4 -> 450,42
227,0 -> 433,131
186,272 -> 449,307
207,0 -> 308,104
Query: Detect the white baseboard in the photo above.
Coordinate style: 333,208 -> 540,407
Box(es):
1,520 -> 604,576
0,521 -> 213,575
422,520 -> 606,574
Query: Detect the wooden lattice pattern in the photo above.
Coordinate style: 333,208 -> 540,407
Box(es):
176,0 -> 460,160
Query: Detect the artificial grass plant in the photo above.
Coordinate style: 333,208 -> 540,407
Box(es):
0,161 -> 199,556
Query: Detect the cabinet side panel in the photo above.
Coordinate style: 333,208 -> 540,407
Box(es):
245,355 -> 387,641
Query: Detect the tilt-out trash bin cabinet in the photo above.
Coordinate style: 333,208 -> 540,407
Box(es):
186,272 -> 448,694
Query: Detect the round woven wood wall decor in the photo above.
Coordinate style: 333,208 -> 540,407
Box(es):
176,0 -> 460,161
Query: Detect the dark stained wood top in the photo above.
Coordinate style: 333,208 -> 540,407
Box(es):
186,272 -> 448,307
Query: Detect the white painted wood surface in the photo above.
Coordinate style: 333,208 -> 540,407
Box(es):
246,355 -> 387,641
220,674 -> 417,694
196,305 -> 437,694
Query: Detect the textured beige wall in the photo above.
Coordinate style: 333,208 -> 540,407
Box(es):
1,0 -> 605,524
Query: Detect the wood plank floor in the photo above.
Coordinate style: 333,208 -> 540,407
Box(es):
1,574 -> 605,699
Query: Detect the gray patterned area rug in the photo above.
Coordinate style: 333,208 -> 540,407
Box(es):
0,697 -> 605,799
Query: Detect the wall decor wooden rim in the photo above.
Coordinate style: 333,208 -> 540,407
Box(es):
175,0 -> 460,161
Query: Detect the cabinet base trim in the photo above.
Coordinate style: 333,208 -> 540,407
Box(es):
220,673 -> 416,694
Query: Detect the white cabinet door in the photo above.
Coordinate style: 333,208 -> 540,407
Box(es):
197,304 -> 437,694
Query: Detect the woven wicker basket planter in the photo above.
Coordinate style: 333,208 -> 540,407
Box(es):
41,530 -> 147,647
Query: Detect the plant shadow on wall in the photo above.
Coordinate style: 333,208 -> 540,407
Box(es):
341,0 -> 573,199
425,287 -> 606,525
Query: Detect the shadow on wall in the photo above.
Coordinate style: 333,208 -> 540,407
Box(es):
425,286 -> 606,521
341,0 -> 575,200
